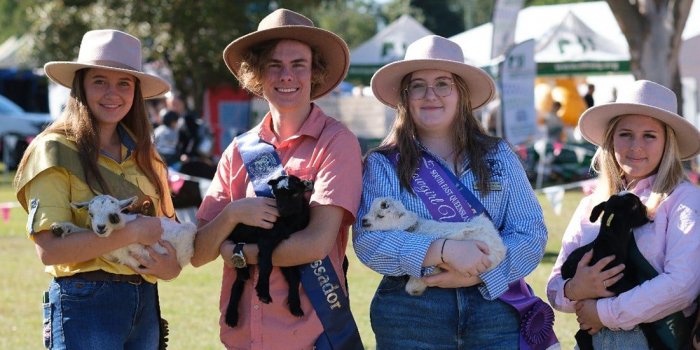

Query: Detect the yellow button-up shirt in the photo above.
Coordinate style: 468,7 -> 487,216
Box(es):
15,128 -> 174,283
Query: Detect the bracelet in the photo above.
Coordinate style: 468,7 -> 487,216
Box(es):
440,239 -> 448,264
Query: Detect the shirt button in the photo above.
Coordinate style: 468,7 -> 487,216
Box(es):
253,304 -> 259,310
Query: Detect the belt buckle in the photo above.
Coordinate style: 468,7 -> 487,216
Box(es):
127,277 -> 143,285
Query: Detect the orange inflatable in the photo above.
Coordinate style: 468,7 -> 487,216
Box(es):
551,78 -> 587,127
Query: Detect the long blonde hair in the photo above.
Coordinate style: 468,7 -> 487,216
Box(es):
372,73 -> 500,194
590,115 -> 686,217
14,68 -> 170,215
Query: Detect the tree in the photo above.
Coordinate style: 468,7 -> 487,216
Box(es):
606,0 -> 692,113
26,0 -> 314,114
311,1 -> 379,50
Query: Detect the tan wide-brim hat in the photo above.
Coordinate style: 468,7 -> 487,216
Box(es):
44,29 -> 170,99
223,8 -> 350,100
370,35 -> 496,110
579,79 -> 700,160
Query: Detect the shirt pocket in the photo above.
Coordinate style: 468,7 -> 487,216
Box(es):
285,166 -> 317,183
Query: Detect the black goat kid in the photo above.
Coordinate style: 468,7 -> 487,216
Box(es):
225,174 -> 313,327
561,192 -> 653,350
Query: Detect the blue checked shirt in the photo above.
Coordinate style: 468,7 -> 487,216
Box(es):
352,140 -> 548,300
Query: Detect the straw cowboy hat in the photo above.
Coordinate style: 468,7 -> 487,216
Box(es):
370,35 -> 496,110
579,79 -> 700,160
44,29 -> 170,99
223,8 -> 350,100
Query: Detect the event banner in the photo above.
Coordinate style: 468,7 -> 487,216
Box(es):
491,0 -> 525,59
500,39 -> 538,146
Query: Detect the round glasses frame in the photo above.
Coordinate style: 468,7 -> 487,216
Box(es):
404,81 -> 455,100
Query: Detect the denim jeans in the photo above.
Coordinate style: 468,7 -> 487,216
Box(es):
43,276 -> 159,349
370,276 -> 520,350
587,327 -> 649,350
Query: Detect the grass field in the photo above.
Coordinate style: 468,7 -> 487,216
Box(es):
0,172 -> 581,349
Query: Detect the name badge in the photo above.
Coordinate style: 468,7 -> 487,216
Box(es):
474,181 -> 502,191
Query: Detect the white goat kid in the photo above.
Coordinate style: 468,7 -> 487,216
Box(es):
51,195 -> 197,269
361,197 -> 507,296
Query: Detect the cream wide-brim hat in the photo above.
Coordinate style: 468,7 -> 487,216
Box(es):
44,29 -> 170,100
578,79 -> 700,160
223,8 -> 350,101
370,35 -> 496,110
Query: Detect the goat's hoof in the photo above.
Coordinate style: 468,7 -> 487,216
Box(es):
290,307 -> 304,317
224,315 -> 239,328
50,224 -> 66,237
258,295 -> 272,304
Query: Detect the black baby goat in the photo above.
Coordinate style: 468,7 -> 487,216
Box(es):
561,191 -> 653,350
225,174 -> 313,327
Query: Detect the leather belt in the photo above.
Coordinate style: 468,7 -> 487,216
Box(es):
59,270 -> 149,285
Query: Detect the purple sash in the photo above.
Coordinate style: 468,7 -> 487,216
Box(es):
386,151 -> 558,350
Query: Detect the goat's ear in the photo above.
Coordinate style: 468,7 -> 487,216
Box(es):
119,196 -> 138,210
590,202 -> 606,222
302,180 -> 313,191
71,200 -> 90,210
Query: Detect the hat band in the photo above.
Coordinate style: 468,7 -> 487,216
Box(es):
80,59 -> 140,72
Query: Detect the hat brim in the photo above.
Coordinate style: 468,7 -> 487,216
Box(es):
223,26 -> 350,100
370,59 -> 496,110
44,62 -> 171,100
579,103 -> 700,160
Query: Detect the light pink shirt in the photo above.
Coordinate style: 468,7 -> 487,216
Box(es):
197,105 -> 362,350
547,176 -> 700,331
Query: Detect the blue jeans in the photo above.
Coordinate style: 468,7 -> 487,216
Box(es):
43,277 -> 160,349
587,327 -> 649,350
370,276 -> 520,350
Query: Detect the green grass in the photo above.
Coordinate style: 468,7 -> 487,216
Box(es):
0,174 -> 581,349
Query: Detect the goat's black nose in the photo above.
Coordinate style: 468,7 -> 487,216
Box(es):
96,224 -> 106,233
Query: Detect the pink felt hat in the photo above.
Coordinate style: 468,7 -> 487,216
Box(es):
223,8 -> 350,100
370,35 -> 496,110
579,79 -> 700,160
44,29 -> 170,99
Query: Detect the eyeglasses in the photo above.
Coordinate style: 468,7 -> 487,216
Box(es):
404,80 -> 455,100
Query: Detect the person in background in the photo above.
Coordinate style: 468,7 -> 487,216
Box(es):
354,35 -> 554,349
545,101 -> 564,143
154,110 -> 181,166
13,29 -> 181,349
584,83 -> 595,108
547,80 -> 700,349
190,9 -> 364,350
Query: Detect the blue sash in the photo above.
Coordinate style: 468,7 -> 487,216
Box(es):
386,151 -> 558,350
236,130 -> 364,350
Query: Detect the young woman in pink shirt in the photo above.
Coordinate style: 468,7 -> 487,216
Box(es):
547,80 -> 700,349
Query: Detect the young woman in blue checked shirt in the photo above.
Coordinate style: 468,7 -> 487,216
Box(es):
353,35 -> 552,349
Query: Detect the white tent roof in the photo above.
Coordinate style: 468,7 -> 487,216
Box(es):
450,1 -> 700,67
535,11 -> 628,63
350,14 -> 433,65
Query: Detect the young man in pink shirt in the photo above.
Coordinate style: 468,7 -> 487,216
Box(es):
190,9 -> 363,350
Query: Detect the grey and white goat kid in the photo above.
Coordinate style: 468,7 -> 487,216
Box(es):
51,195 -> 197,269
361,197 -> 506,295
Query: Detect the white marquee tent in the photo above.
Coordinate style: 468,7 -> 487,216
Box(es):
348,14 -> 433,84
450,1 -> 700,73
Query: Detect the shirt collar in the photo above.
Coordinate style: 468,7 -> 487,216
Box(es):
631,174 -> 656,193
258,103 -> 325,145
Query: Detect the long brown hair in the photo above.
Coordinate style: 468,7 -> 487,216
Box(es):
14,68 -> 170,215
372,73 -> 500,195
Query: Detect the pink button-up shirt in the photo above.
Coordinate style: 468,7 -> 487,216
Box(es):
547,176 -> 700,331
197,104 -> 362,350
